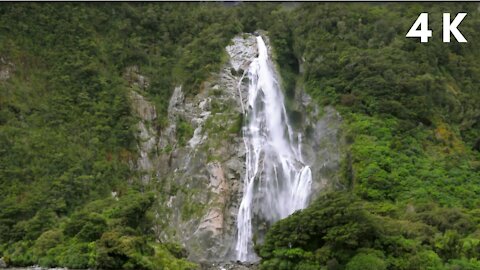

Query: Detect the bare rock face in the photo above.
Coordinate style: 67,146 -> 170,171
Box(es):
289,62 -> 344,199
125,68 -> 158,185
303,105 -> 344,197
154,34 -> 259,263
0,57 -> 14,81
226,35 -> 258,73
130,91 -> 157,121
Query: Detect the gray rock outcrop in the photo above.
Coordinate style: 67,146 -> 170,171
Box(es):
126,32 -> 343,264
0,57 -> 14,81
125,68 -> 158,185
155,34 -> 259,263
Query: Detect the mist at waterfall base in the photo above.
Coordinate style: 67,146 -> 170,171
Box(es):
235,36 -> 313,262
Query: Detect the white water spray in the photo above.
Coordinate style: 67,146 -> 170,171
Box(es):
235,36 -> 312,262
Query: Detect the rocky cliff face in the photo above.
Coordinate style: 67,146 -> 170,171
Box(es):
155,34 -> 258,263
127,33 -> 344,264
124,65 -> 158,185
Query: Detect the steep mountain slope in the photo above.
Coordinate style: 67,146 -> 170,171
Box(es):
258,3 -> 480,269
0,3 -> 479,270
0,3 -> 244,269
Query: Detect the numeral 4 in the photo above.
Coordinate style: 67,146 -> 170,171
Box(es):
406,13 -> 432,43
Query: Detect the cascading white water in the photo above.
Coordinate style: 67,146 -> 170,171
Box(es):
235,36 -> 313,262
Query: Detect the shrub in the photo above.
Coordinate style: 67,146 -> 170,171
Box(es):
345,252 -> 387,270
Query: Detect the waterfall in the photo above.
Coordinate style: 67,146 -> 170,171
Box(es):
235,36 -> 313,262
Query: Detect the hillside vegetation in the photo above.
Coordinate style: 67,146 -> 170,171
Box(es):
0,3 -> 241,269
0,3 -> 479,269
260,3 -> 480,269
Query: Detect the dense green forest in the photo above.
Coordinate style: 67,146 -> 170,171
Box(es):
0,2 -> 479,270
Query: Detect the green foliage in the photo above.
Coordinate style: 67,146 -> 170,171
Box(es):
111,192 -> 155,230
343,113 -> 480,207
447,258 -> 480,270
1,190 -> 193,269
96,230 -> 154,270
65,212 -> 107,242
288,3 -> 480,127
95,230 -> 196,270
56,241 -> 93,269
176,119 -> 195,147
0,2 -> 256,268
3,241 -> 35,266
151,244 -> 197,270
260,3 -> 480,269
407,250 -> 445,270
345,251 -> 387,270
259,193 -> 480,269
258,193 -> 375,269
32,229 -> 63,258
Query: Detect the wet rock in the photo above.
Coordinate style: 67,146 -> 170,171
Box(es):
303,105 -> 344,196
201,261 -> 259,270
0,257 -> 6,268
